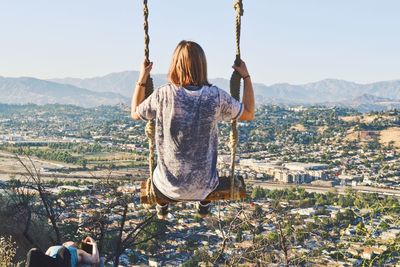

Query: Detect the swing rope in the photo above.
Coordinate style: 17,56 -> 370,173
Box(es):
229,0 -> 244,199
143,0 -> 157,206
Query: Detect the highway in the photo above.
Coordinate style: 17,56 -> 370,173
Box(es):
1,150 -> 399,198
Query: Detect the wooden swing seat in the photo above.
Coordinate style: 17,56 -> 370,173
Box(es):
140,176 -> 246,204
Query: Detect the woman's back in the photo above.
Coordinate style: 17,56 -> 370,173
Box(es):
137,84 -> 243,200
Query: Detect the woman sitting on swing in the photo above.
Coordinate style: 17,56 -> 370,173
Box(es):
131,40 -> 254,219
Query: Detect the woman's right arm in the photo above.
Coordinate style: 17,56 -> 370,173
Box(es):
232,60 -> 255,121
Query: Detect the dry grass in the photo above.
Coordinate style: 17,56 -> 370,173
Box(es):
340,114 -> 395,123
340,116 -> 360,122
379,127 -> 400,148
291,124 -> 306,132
85,152 -> 139,161
344,126 -> 400,148
0,236 -> 17,266
317,126 -> 328,134
344,128 -> 359,142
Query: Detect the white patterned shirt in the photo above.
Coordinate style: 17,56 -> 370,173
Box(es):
137,84 -> 243,201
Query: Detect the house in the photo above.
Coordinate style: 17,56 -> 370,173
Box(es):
148,257 -> 158,267
380,228 -> 400,241
290,207 -> 316,216
361,246 -> 386,260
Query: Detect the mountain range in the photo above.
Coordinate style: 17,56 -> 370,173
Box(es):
0,76 -> 126,107
2,71 -> 400,111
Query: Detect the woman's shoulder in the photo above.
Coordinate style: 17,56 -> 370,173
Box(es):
158,83 -> 177,89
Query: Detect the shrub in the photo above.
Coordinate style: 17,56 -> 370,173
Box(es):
0,235 -> 17,266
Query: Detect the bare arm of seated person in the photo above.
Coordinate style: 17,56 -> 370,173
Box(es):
232,60 -> 255,121
131,60 -> 153,120
45,247 -> 52,255
78,237 -> 100,265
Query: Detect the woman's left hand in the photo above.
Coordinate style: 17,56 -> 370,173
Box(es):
139,59 -> 153,83
84,236 -> 96,245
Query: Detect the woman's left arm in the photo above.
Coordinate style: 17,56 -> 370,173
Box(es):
131,60 -> 153,120
78,237 -> 100,265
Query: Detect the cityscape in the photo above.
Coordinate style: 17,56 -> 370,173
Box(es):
0,103 -> 399,266
2,1 -> 400,266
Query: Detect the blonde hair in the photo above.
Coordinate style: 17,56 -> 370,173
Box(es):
168,40 -> 210,87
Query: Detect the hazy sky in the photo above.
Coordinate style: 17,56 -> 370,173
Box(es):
1,0 -> 400,85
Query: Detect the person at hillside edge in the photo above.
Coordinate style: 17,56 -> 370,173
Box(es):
25,236 -> 100,267
131,40 -> 255,219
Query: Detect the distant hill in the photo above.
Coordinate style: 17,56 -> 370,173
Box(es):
4,71 -> 400,111
238,79 -> 400,105
51,72 -> 400,107
217,78 -> 400,111
50,71 -> 169,98
51,72 -> 274,100
323,93 -> 400,113
0,76 -> 128,107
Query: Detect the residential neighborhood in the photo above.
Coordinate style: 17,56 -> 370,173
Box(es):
0,103 -> 399,266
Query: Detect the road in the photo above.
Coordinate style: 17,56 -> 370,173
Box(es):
1,151 -> 399,197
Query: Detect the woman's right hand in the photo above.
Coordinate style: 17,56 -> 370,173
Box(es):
232,60 -> 249,78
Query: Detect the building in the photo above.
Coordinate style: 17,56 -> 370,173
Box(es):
272,162 -> 330,184
338,174 -> 363,186
274,169 -> 310,184
283,162 -> 329,171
